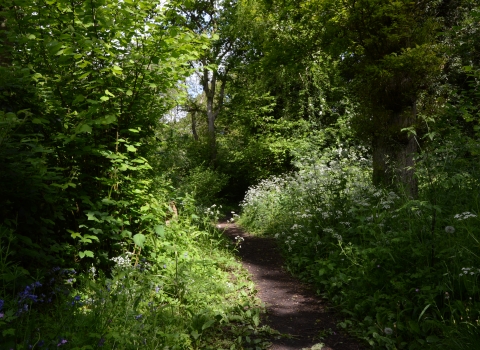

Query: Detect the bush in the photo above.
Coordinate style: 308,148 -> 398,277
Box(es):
239,138 -> 480,349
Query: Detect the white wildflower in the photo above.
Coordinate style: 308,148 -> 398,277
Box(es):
454,212 -> 477,220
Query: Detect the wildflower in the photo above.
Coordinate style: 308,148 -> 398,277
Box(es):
57,339 -> 67,347
74,295 -> 81,302
415,289 -> 419,292
163,264 -> 167,269
135,314 -> 142,320
445,292 -> 450,300
274,233 -> 279,238
98,338 -> 106,347
333,233 -> 343,241
384,327 -> 393,335
0,313 -> 4,318
0,299 -> 3,310
454,212 -> 477,221
445,226 -> 455,234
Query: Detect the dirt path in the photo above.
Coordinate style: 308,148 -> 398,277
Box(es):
218,222 -> 364,350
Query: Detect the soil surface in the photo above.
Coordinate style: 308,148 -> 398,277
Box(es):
218,222 -> 365,350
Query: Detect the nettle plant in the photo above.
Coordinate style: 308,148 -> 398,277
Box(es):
240,142 -> 480,349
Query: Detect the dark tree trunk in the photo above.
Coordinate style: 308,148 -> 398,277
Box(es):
0,7 -> 11,67
372,102 -> 418,198
191,110 -> 199,141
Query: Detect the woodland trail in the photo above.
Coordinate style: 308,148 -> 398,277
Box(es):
218,222 -> 364,350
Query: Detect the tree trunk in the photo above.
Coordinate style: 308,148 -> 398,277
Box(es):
191,110 -> 199,141
0,7 -> 11,67
202,66 -> 226,167
372,102 -> 418,198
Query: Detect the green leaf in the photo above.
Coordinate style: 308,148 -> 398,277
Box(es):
126,90 -> 133,96
426,336 -> 440,343
191,330 -> 200,340
202,319 -> 215,330
32,118 -> 49,124
155,225 -> 165,237
77,124 -> 92,133
418,304 -> 431,321
69,230 -> 82,239
73,95 -> 85,105
105,89 -> 115,97
100,96 -> 110,101
133,233 -> 146,248
3,328 -> 15,336
126,145 -> 137,152
79,250 -> 94,258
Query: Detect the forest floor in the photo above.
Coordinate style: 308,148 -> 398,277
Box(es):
218,222 -> 365,350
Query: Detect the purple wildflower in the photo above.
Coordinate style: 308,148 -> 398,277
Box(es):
98,338 -> 106,347
57,338 -> 67,347
18,282 -> 42,304
135,314 -> 142,320
0,299 -> 4,310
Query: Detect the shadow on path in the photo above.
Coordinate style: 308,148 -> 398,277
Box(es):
218,222 -> 365,350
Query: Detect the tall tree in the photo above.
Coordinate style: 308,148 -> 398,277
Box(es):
318,0 -> 443,197
168,0 -> 236,165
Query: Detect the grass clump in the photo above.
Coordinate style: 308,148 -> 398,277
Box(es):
239,139 -> 480,349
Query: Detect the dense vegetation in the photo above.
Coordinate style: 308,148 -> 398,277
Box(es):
1,0 -> 480,349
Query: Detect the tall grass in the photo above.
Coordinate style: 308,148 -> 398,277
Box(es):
239,140 -> 480,349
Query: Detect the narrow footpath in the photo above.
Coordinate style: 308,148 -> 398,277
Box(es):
218,222 -> 364,350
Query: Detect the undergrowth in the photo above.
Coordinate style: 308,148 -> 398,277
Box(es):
0,206 -> 272,350
239,137 -> 480,349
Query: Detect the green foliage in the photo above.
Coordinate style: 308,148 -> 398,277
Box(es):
0,208 -> 270,349
239,129 -> 480,348
181,166 -> 230,207
0,0 -> 205,275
